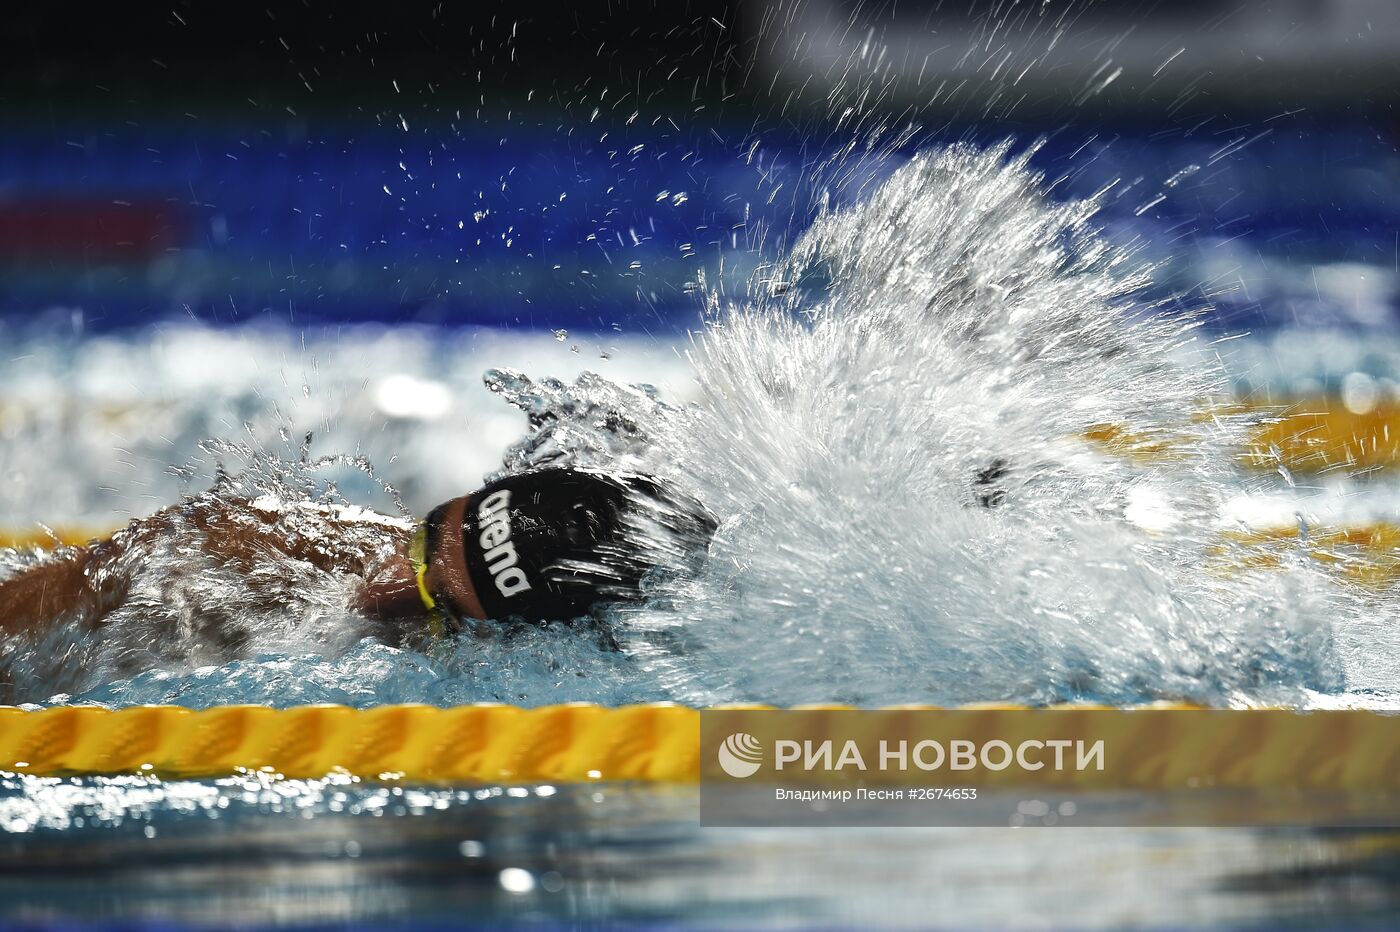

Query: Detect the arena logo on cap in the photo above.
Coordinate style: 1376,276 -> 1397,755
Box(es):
477,490 -> 533,597
718,733 -> 764,778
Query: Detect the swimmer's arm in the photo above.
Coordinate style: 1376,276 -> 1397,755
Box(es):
181,502 -> 428,626
0,548 -> 109,639
0,505 -> 428,640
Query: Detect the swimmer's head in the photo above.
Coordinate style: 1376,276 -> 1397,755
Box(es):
418,467 -> 716,627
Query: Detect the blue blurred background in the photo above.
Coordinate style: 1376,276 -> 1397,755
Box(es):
0,1 -> 1396,337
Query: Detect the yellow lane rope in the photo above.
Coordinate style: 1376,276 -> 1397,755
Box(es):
0,527 -> 109,550
1,702 -> 1396,788
1080,398 -> 1400,471
0,703 -> 702,783
1217,523 -> 1400,589
1243,401 -> 1400,473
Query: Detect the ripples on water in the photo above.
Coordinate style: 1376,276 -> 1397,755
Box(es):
2,770 -> 1399,928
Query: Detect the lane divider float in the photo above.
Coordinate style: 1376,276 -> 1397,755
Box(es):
1,702 -> 1395,788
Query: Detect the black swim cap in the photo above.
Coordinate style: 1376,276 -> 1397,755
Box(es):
436,467 -> 715,624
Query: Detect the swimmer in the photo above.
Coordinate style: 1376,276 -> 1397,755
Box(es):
0,467 -> 717,653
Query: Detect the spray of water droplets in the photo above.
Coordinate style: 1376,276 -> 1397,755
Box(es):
490,142 -> 1378,707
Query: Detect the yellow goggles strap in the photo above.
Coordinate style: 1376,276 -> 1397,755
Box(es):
409,521 -> 451,639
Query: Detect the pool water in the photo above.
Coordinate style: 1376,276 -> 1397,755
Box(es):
3,773 -> 1400,929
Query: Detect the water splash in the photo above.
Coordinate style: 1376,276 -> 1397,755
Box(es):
488,142 -> 1362,707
